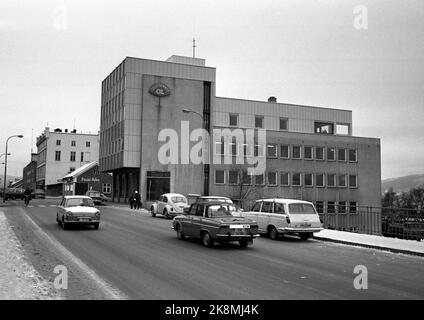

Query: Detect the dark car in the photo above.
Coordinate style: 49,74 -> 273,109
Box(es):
85,190 -> 102,205
173,201 -> 259,248
31,189 -> 46,199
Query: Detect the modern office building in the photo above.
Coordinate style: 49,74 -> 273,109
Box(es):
99,55 -> 381,219
36,127 -> 99,196
23,153 -> 37,190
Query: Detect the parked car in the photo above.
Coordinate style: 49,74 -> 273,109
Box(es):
382,214 -> 424,241
241,199 -> 323,240
100,193 -> 111,202
183,195 -> 234,212
150,193 -> 188,219
56,196 -> 101,230
31,189 -> 46,199
0,187 -> 24,200
85,190 -> 102,205
173,201 -> 259,247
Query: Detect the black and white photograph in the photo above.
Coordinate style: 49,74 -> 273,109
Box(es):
0,0 -> 423,310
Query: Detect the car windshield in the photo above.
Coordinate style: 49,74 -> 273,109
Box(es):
66,198 -> 95,207
202,198 -> 232,203
207,205 -> 234,218
288,203 -> 316,214
171,196 -> 187,203
88,192 -> 100,197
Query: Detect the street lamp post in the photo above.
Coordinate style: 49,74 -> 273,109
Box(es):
3,135 -> 23,202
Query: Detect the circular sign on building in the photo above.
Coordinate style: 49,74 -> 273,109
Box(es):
149,83 -> 171,97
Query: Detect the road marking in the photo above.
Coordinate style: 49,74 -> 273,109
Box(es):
49,205 -> 57,207
38,205 -> 46,207
17,207 -> 128,299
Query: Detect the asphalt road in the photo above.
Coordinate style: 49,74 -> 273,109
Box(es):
3,198 -> 424,299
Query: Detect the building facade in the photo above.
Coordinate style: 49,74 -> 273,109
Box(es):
36,127 -> 99,196
99,55 -> 381,219
23,153 -> 37,190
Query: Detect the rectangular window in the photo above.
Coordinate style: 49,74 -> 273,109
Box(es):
338,201 -> 347,214
280,145 -> 289,159
215,141 -> 224,155
327,147 -> 336,161
71,140 -> 76,147
315,173 -> 325,187
267,144 -> 278,158
255,116 -> 264,128
69,167 -> 75,173
56,139 -> 61,146
315,147 -> 325,160
349,201 -> 358,214
229,170 -> 239,185
292,173 -> 301,186
336,124 -> 350,135
70,151 -> 76,162
338,174 -> 347,187
349,149 -> 357,162
229,141 -> 238,156
80,152 -> 84,162
280,172 -> 289,186
215,170 -> 225,184
280,118 -> 288,130
242,171 -> 252,185
254,144 -> 265,157
338,148 -> 347,161
242,143 -> 252,157
304,173 -> 313,187
349,175 -> 358,188
327,174 -> 336,187
86,141 -> 91,147
55,151 -> 61,161
315,122 -> 334,134
315,201 -> 324,214
304,146 -> 313,160
103,183 -> 111,193
292,145 -> 301,159
327,201 -> 335,214
267,172 -> 277,186
254,174 -> 265,186
229,114 -> 238,127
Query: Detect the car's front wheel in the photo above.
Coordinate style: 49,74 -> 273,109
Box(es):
239,240 -> 249,247
201,232 -> 213,247
299,233 -> 312,241
268,226 -> 279,240
93,223 -> 99,230
150,206 -> 156,217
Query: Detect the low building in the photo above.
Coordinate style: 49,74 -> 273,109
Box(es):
23,153 -> 37,191
62,161 -> 112,196
36,127 -> 100,196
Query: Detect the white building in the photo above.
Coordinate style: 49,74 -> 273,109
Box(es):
36,127 -> 99,196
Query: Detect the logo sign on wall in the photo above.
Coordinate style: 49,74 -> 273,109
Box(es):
149,83 -> 171,97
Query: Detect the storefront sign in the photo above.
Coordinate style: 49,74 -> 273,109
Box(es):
149,83 -> 171,97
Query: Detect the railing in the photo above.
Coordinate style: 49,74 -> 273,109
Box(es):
317,205 -> 424,241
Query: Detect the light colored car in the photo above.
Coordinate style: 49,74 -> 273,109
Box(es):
150,193 -> 188,219
56,196 -> 101,230
85,190 -> 102,205
241,199 -> 323,240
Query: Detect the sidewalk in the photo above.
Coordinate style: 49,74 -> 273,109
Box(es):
102,201 -> 150,214
314,229 -> 424,257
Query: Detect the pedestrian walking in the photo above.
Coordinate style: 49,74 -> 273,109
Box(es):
129,193 -> 135,209
134,190 -> 142,210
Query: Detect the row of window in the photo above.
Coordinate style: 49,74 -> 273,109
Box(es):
214,170 -> 358,188
228,114 -> 350,135
55,151 -> 91,162
64,183 -> 111,193
314,201 -> 358,214
56,140 -> 91,147
214,142 -> 358,162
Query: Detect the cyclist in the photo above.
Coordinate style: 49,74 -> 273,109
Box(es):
23,187 -> 32,206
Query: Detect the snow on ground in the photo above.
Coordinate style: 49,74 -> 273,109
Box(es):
0,211 -> 61,299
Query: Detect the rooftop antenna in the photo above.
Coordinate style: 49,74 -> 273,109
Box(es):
192,38 -> 196,58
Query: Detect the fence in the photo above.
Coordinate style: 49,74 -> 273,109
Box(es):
317,204 -> 424,240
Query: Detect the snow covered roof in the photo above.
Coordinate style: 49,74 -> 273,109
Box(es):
62,161 -> 98,180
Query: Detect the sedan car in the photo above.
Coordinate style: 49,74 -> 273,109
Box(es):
241,199 -> 323,240
150,193 -> 188,219
56,196 -> 101,230
173,201 -> 259,247
85,190 -> 102,205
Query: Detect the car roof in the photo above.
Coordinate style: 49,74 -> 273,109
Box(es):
255,198 -> 314,205
198,196 -> 231,200
193,201 -> 235,206
64,195 -> 92,199
161,193 -> 187,198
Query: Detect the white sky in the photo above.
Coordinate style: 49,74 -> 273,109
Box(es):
0,0 -> 423,179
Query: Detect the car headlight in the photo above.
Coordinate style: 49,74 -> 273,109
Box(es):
65,211 -> 73,217
95,211 -> 100,217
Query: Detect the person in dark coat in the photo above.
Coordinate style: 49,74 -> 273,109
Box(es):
134,190 -> 142,210
129,193 -> 135,209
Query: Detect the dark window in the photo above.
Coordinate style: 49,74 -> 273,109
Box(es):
349,149 -> 357,162
254,144 -> 265,157
338,201 -> 347,214
242,171 -> 252,185
254,174 -> 264,185
338,148 -> 346,161
304,173 -> 313,187
229,114 -> 238,127
315,201 -> 324,214
280,172 -> 289,186
349,175 -> 358,188
56,140 -> 61,146
215,170 -> 225,184
280,118 -> 288,130
80,152 -> 84,162
229,170 -> 239,185
267,144 -> 277,158
69,167 -> 75,172
261,201 -> 273,213
70,151 -> 76,162
274,202 -> 285,214
196,204 -> 204,217
349,201 -> 358,213
189,204 -> 197,216
304,146 -> 313,160
267,172 -> 277,186
327,201 -> 335,213
338,174 -> 347,187
86,141 -> 91,147
327,147 -> 336,161
255,116 -> 264,128
315,173 -> 325,187
292,173 -> 301,186
71,140 -> 76,147
327,174 -> 336,187
280,145 -> 289,158
292,145 -> 301,159
251,202 -> 262,212
55,151 -> 61,161
314,122 -> 334,134
315,147 -> 324,160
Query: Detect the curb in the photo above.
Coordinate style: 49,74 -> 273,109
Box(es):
314,235 -> 424,258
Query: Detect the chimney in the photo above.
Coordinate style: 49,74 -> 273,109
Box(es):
268,96 -> 277,103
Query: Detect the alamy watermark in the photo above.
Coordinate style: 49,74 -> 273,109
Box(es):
353,265 -> 368,290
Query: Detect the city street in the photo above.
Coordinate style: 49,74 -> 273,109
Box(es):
2,198 -> 424,300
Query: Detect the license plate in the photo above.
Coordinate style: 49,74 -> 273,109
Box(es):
229,224 -> 250,229
299,223 -> 311,227
80,218 -> 90,221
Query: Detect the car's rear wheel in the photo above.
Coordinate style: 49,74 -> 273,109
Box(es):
150,206 -> 156,217
300,233 -> 312,241
239,240 -> 248,247
268,226 -> 279,240
176,224 -> 185,240
93,223 -> 99,230
61,217 -> 67,230
202,232 -> 213,247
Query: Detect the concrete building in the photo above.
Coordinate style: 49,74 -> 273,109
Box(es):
23,153 -> 37,190
36,127 -> 99,196
99,55 -> 381,221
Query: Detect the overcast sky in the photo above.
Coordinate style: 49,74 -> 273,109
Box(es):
0,0 -> 423,179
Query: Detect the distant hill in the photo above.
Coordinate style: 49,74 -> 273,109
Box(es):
382,174 -> 424,193
0,175 -> 21,186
